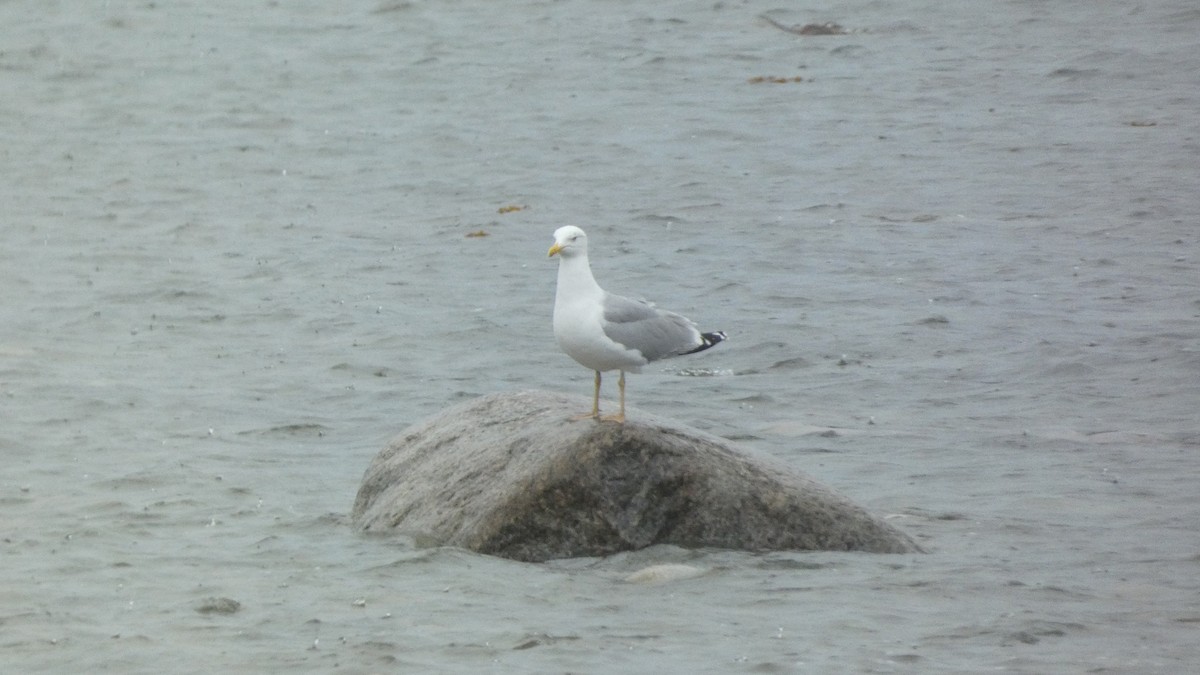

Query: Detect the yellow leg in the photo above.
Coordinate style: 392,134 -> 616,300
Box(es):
593,370 -> 602,417
601,370 -> 627,423
571,371 -> 602,420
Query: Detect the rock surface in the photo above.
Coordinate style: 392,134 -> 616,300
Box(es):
352,391 -> 921,561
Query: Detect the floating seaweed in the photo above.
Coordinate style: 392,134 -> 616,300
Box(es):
760,15 -> 851,36
748,76 -> 804,84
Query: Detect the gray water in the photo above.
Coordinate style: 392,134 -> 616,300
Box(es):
2,0 -> 1198,672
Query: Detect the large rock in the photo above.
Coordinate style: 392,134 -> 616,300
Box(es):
352,390 -> 921,561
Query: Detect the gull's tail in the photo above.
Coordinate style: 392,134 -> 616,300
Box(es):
682,331 -> 727,356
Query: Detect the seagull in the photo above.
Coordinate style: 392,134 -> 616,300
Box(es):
547,225 -> 726,423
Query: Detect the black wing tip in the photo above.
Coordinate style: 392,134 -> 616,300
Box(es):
684,330 -> 727,355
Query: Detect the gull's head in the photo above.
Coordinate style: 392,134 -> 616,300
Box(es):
547,225 -> 587,258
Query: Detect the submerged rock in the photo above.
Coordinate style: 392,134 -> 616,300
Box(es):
352,391 -> 920,562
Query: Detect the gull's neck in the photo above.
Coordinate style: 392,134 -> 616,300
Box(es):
555,251 -> 603,304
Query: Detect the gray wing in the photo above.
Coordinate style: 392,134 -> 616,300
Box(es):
600,292 -> 702,362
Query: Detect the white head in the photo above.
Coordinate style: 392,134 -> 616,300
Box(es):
547,225 -> 588,259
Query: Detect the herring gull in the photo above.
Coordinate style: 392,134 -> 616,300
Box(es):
547,225 -> 726,422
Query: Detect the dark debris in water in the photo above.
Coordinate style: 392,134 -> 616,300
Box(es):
748,75 -> 804,84
195,597 -> 241,615
237,423 -> 329,437
766,356 -> 811,371
512,633 -> 580,650
935,512 -> 968,521
760,15 -> 852,36
756,557 -> 829,571
1002,621 -> 1085,646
